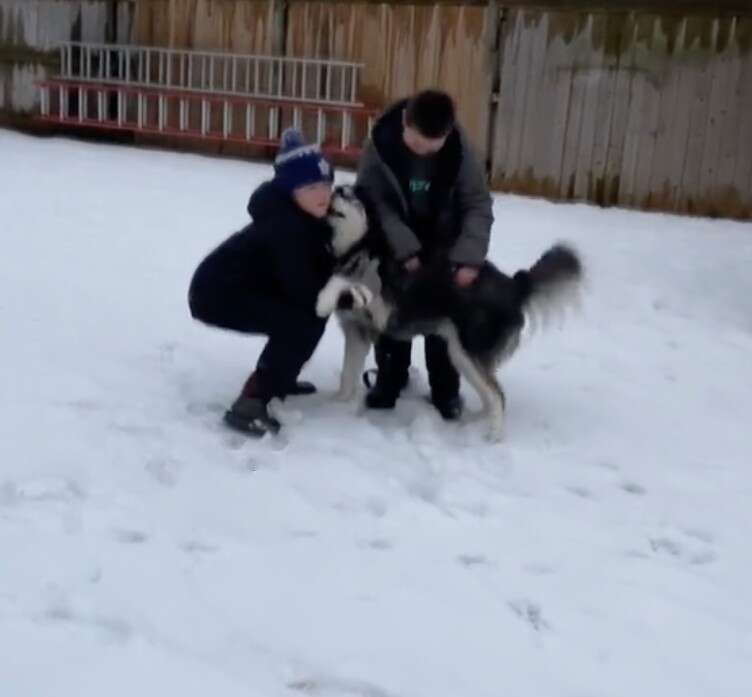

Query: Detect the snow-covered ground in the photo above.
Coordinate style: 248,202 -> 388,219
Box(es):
2,128 -> 751,697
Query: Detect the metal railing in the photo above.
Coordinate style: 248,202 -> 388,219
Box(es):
57,42 -> 365,106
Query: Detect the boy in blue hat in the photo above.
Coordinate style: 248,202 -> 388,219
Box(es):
189,129 -> 336,436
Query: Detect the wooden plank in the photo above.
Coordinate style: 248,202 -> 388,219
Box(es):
733,18 -> 752,213
490,1 -> 752,12
558,11 -> 595,199
516,10 -> 550,193
504,8 -> 537,189
644,14 -> 683,210
677,15 -> 718,214
601,13 -> 638,206
620,13 -> 664,208
573,12 -> 604,200
712,16 -> 743,209
588,11 -> 625,204
491,8 -> 524,186
661,17 -> 695,211
532,10 -> 580,198
698,15 -> 736,213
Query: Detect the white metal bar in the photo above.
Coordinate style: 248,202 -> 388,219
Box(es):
317,108 -> 324,143
201,99 -> 208,135
118,89 -> 124,125
350,66 -> 358,103
58,42 -> 363,69
159,95 -> 165,131
325,65 -> 332,102
223,100 -> 230,138
209,56 -> 214,91
78,87 -> 84,122
341,111 -> 350,150
232,57 -> 237,93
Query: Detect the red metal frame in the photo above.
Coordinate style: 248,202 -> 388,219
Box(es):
35,78 -> 380,160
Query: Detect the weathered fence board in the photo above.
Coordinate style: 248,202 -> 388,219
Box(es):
489,6 -> 752,218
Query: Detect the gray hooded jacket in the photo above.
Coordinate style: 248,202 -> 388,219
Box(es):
355,99 -> 493,266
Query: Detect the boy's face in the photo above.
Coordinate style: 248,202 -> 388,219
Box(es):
402,118 -> 448,157
293,181 -> 333,219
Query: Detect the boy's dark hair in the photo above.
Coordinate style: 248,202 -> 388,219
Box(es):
404,90 -> 456,139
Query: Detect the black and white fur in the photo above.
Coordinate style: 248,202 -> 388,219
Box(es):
316,185 -> 584,441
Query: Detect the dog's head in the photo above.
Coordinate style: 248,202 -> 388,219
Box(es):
327,185 -> 369,259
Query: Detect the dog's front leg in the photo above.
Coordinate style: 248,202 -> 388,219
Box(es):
335,324 -> 371,402
316,276 -> 352,318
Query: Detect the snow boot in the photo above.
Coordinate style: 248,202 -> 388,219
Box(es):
224,371 -> 281,436
431,393 -> 464,421
223,395 -> 281,437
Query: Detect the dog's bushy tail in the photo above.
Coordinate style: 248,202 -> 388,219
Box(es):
513,243 -> 583,334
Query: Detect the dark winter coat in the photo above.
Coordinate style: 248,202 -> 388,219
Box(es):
188,181 -> 335,320
355,99 -> 494,266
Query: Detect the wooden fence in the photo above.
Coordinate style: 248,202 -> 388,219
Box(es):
491,4 -> 752,218
1,0 -> 751,219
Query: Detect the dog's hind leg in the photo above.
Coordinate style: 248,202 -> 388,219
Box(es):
335,323 -> 371,402
439,324 -> 505,442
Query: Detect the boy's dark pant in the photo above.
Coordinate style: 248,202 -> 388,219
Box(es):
375,334 -> 460,400
189,294 -> 326,399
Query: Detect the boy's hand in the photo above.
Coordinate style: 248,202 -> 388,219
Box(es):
454,265 -> 480,287
403,256 -> 421,273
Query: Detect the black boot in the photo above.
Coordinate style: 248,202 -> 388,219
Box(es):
224,372 -> 281,436
285,380 -> 317,396
224,396 -> 281,436
431,393 -> 464,421
364,337 -> 411,410
364,372 -> 404,410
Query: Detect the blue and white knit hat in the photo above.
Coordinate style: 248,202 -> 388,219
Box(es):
273,128 -> 334,193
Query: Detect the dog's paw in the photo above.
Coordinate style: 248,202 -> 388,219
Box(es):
316,276 -> 352,317
485,427 -> 504,444
347,283 -> 373,310
333,388 -> 357,403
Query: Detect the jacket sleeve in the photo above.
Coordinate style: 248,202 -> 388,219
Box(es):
449,132 -> 494,266
266,231 -> 325,316
356,142 -> 422,262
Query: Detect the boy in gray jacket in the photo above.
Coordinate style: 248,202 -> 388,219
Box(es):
356,90 -> 494,419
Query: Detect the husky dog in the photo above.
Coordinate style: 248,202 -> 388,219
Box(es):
316,185 -> 583,441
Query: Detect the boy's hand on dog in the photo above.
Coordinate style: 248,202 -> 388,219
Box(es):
454,265 -> 480,287
336,283 -> 372,311
403,256 -> 421,273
